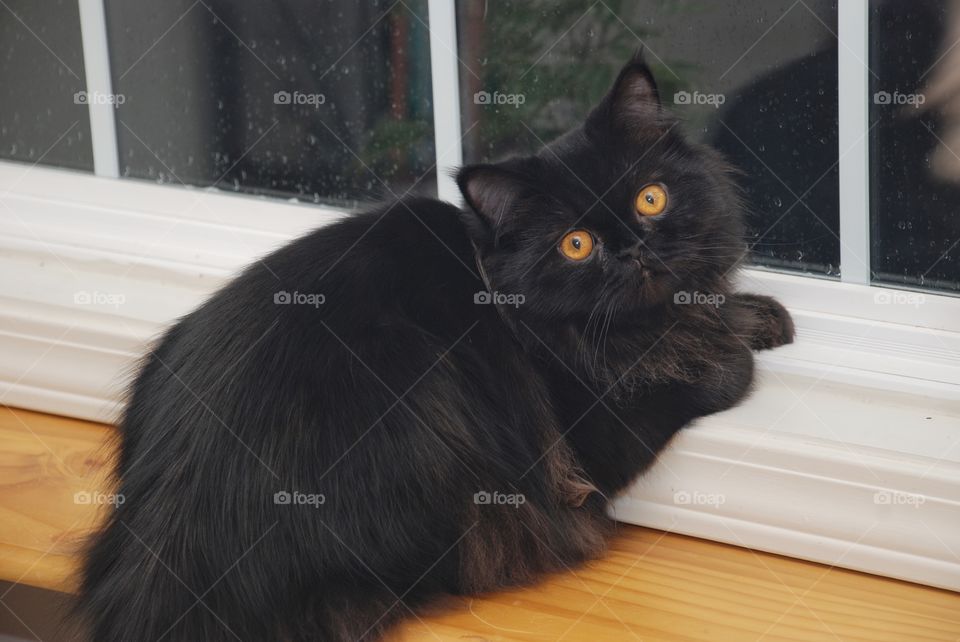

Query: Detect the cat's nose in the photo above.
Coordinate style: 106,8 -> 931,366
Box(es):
617,243 -> 645,261
618,243 -> 656,275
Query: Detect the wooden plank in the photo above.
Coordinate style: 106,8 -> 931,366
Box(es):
1,407 -> 958,640
395,528 -> 960,641
0,407 -> 113,593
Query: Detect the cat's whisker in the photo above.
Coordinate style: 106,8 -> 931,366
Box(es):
579,293 -> 608,354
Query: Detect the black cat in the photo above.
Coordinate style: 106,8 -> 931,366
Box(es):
76,54 -> 793,641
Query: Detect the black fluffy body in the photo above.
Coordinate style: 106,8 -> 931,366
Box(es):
77,55 -> 794,641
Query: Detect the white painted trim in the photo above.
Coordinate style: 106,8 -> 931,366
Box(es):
0,162 -> 345,286
738,269 -> 960,400
426,0 -> 464,204
837,0 -> 871,284
77,0 -> 120,178
0,162 -> 344,421
611,372 -> 960,592
0,162 -> 958,590
740,269 -> 959,333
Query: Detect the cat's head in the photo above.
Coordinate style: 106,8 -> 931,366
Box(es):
458,53 -> 745,324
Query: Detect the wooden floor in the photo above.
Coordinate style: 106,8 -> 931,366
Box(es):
1,406 -> 958,641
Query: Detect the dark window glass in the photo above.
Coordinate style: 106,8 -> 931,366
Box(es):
105,0 -> 435,207
870,0 -> 960,293
457,0 -> 840,276
0,0 -> 92,171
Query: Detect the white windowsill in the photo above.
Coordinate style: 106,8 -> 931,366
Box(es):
0,161 -> 957,590
611,370 -> 960,591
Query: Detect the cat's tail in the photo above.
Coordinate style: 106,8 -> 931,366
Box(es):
76,508 -> 407,642
74,486 -> 409,642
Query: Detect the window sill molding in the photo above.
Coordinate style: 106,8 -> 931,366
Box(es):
611,372 -> 960,592
1,161 -> 957,589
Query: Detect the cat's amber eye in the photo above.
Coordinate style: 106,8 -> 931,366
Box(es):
635,184 -> 668,217
559,230 -> 595,261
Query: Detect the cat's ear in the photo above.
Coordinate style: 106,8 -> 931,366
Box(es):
587,51 -> 664,137
456,164 -> 531,244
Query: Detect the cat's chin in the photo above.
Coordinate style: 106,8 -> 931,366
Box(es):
624,268 -> 676,310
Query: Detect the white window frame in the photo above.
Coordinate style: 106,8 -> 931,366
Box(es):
0,0 -> 957,590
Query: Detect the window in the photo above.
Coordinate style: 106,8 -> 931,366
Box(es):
456,0 -> 841,277
105,0 -> 436,206
3,0 -> 955,297
870,0 -> 960,293
0,0 -> 92,171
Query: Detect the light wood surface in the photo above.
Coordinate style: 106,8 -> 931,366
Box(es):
394,528 -> 960,641
0,407 -> 114,593
1,406 -> 958,641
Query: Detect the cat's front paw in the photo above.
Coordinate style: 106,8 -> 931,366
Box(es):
737,294 -> 795,350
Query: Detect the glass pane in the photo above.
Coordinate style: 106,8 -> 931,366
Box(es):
105,0 -> 435,207
0,0 -> 92,171
870,0 -> 960,294
456,0 -> 840,276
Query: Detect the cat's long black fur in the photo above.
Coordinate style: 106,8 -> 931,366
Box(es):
76,54 -> 794,641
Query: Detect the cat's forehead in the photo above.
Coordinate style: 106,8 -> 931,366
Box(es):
537,136 -> 677,207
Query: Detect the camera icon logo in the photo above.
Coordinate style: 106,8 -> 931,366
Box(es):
274,291 -> 292,304
274,491 -> 292,505
474,291 -> 492,304
474,91 -> 491,105
274,91 -> 292,105
673,291 -> 692,304
474,491 -> 491,505
673,91 -> 691,105
74,91 -> 88,105
673,491 -> 691,505
873,91 -> 891,105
